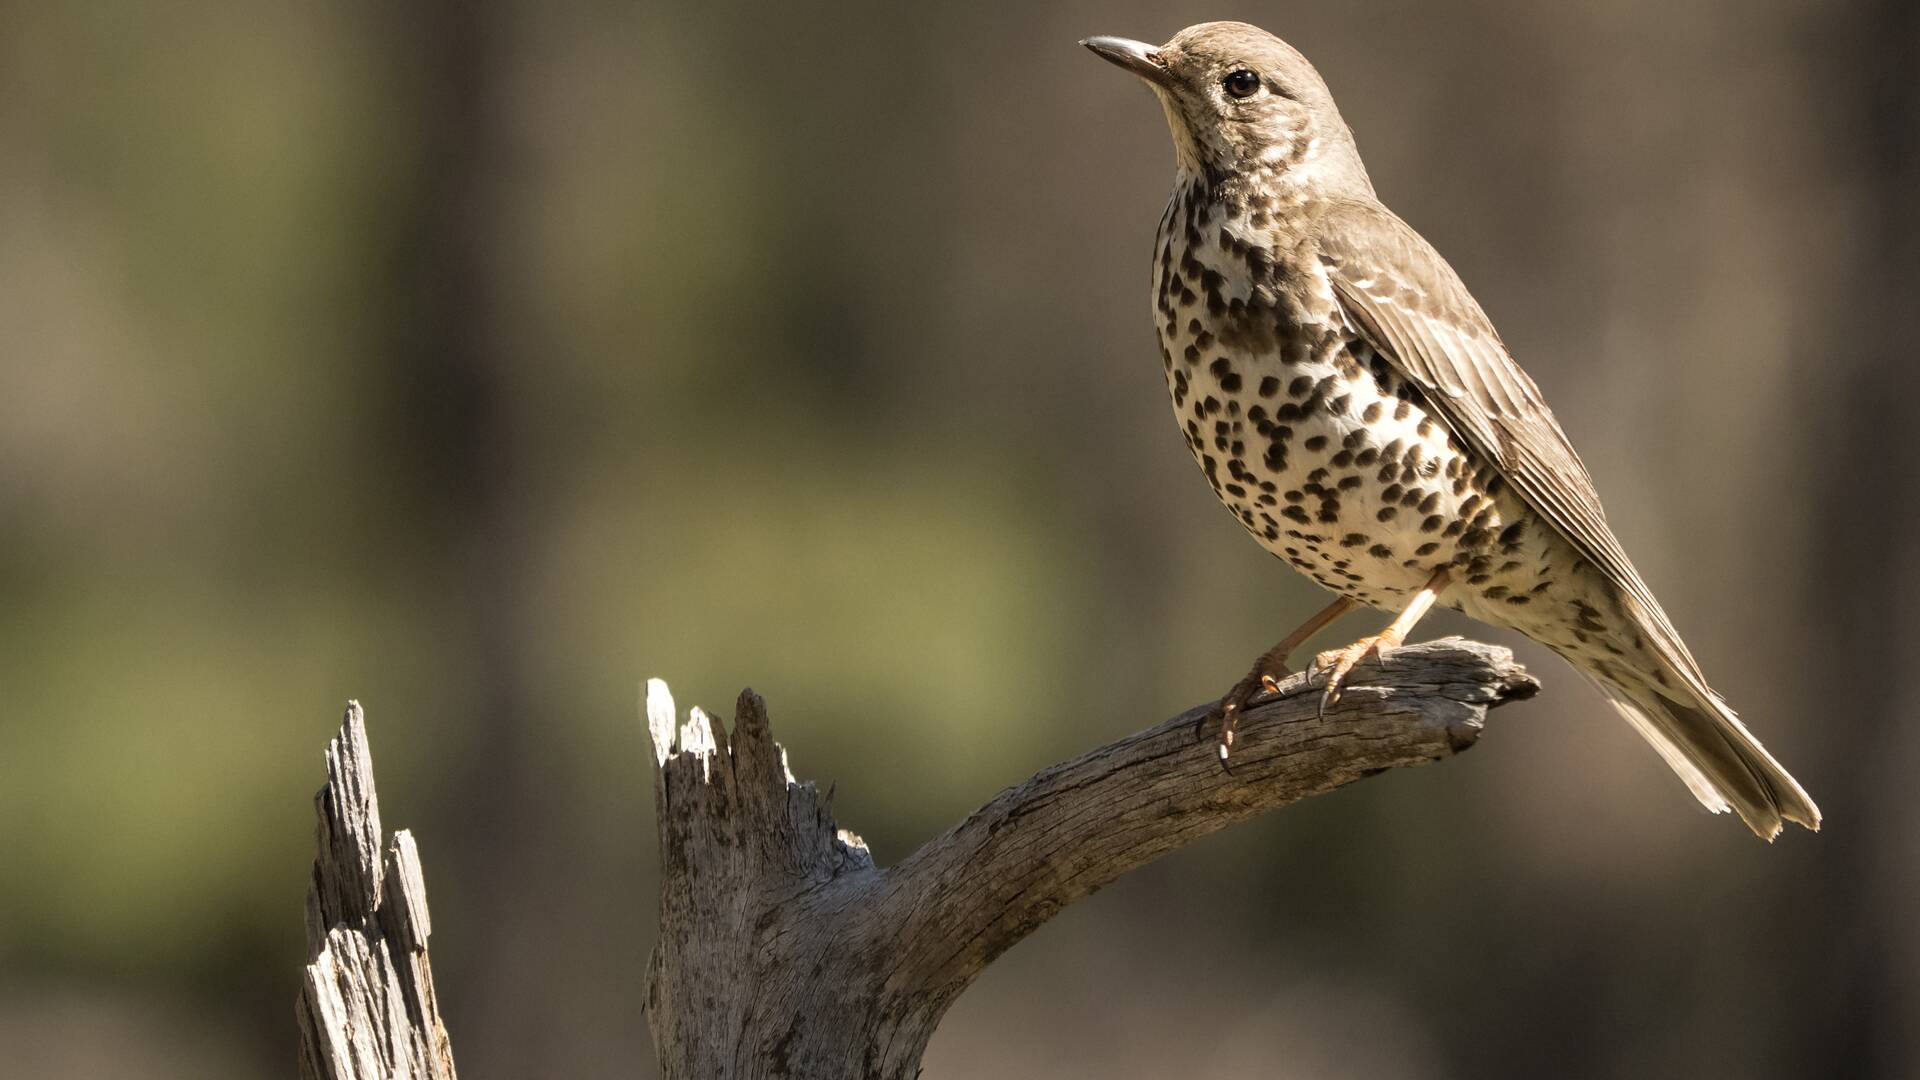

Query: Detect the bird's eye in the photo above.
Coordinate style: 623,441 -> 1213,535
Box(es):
1223,69 -> 1261,98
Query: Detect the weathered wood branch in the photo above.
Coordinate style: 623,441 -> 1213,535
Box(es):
644,637 -> 1538,1079
298,702 -> 458,1080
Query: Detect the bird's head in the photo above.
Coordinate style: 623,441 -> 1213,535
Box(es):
1082,22 -> 1371,197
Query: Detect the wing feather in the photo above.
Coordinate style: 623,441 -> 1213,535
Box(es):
1312,199 -> 1819,835
1313,198 -> 1711,694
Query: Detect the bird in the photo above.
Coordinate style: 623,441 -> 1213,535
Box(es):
1081,22 -> 1819,839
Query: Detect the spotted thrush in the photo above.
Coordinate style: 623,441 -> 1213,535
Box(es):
1083,22 -> 1819,838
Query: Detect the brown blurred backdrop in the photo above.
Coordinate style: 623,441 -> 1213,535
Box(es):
2,1 -> 1916,1076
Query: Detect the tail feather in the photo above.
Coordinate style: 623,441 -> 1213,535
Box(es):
1589,677 -> 1820,841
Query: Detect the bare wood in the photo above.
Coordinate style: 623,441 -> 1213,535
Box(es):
644,636 -> 1538,1079
298,702 -> 458,1080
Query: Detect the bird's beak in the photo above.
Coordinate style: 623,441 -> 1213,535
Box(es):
1080,36 -> 1172,89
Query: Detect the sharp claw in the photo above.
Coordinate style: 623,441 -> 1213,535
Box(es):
1306,655 -> 1332,716
1310,641 -> 1374,717
1208,655 -> 1298,775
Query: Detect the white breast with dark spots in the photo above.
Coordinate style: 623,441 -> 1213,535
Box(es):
1151,192 -> 1569,621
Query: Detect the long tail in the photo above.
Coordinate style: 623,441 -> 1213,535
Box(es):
1587,675 -> 1821,840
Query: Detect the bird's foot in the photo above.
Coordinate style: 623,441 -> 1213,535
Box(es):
1308,633 -> 1400,715
1199,660 -> 1292,771
1307,569 -> 1450,714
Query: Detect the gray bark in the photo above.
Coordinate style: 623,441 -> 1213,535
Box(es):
644,636 -> 1538,1079
298,703 -> 458,1080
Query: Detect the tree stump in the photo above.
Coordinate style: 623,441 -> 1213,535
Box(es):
297,703 -> 458,1080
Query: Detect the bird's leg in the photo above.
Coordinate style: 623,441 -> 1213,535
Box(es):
1203,594 -> 1357,765
1309,567 -> 1452,714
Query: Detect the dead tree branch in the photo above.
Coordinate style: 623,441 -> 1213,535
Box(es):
644,636 -> 1538,1079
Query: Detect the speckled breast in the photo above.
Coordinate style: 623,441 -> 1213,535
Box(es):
1150,189 -> 1558,619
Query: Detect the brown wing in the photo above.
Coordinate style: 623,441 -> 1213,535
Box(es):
1313,198 -> 1711,693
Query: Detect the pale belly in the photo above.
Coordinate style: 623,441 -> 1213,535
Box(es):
1159,316 -> 1571,625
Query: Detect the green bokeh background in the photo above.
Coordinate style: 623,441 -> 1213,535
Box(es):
3,1 -> 1915,1076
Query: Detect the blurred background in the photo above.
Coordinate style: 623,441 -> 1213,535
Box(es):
2,0 -> 1915,1076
